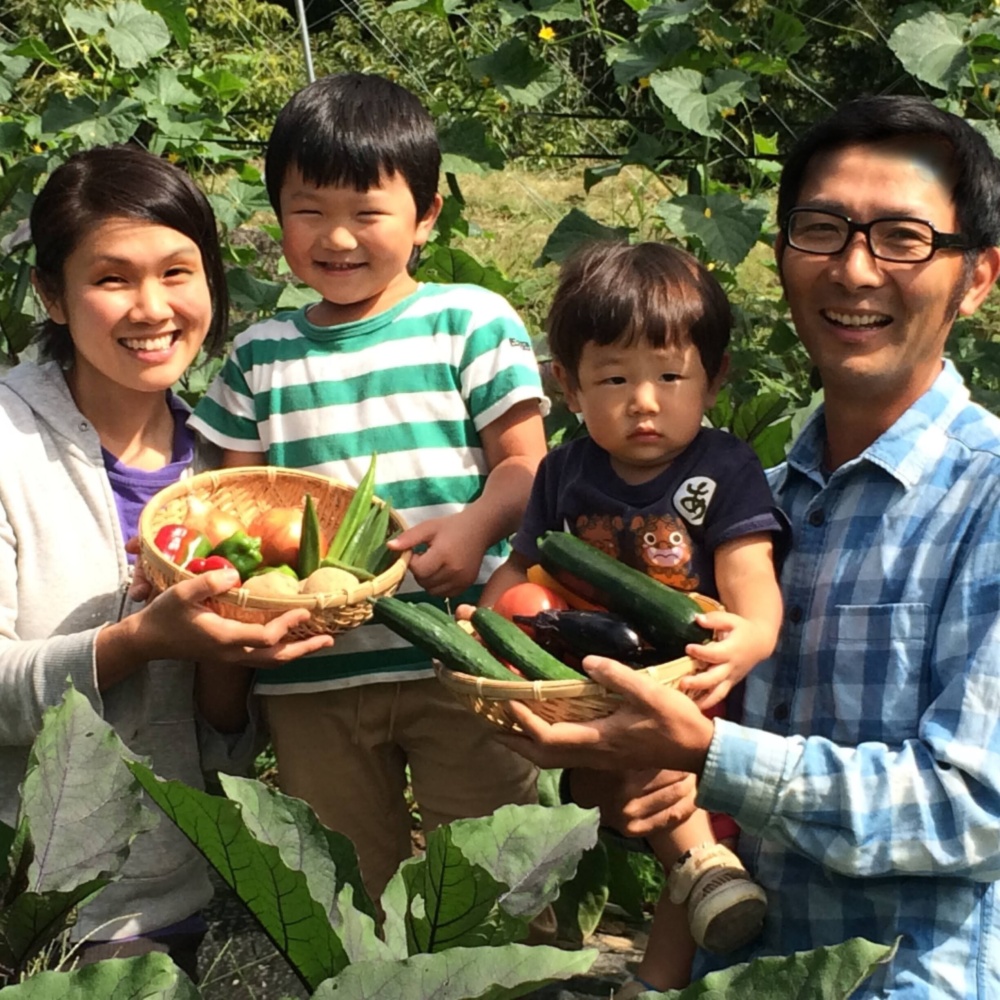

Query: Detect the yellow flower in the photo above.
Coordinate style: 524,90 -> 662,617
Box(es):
721,106 -> 736,118
538,25 -> 556,42
638,77 -> 651,89
32,143 -> 43,153
167,152 -> 180,163
704,207 -> 712,219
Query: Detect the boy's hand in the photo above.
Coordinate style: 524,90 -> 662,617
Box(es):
388,510 -> 490,597
680,610 -> 776,709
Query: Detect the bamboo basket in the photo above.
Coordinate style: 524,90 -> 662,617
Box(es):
138,466 -> 409,639
436,593 -> 721,731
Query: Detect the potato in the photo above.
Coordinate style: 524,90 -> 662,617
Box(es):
300,567 -> 359,594
241,572 -> 301,598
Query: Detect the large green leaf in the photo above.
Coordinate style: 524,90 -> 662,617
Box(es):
140,0 -> 192,49
127,763 -> 348,991
65,2 -> 171,68
439,119 -> 506,175
468,39 -> 563,107
20,689 -> 151,895
0,881 -> 107,971
131,68 -> 200,110
536,208 -> 632,266
606,25 -> 697,85
656,936 -> 897,999
549,840 -> 608,945
0,951 -> 201,998
448,803 -> 599,919
311,942 -> 597,999
530,0 -> 583,21
649,67 -> 756,138
639,0 -> 708,27
387,0 -> 470,16
226,268 -> 284,314
655,193 -> 766,266
889,11 -> 970,91
218,774 -> 381,933
417,246 -> 515,295
392,827 -> 510,955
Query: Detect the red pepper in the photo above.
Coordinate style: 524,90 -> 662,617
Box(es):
186,555 -> 237,574
154,524 -> 212,567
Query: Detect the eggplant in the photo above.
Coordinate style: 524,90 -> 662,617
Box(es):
512,609 -> 650,664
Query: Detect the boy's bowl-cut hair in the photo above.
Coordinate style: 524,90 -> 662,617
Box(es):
546,241 -> 732,385
265,72 -> 441,220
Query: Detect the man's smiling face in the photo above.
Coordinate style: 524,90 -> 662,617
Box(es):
777,139 -> 980,413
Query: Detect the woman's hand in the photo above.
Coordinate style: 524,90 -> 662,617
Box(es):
496,655 -> 716,776
98,567 -> 333,689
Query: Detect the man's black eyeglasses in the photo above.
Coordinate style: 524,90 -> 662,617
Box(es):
783,208 -> 971,263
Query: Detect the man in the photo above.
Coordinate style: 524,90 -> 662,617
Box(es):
502,95 -> 1000,998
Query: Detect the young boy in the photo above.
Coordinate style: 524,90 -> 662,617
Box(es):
189,72 -> 549,903
480,240 -> 787,993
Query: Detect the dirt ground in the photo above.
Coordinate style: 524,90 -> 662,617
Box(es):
196,868 -> 649,1000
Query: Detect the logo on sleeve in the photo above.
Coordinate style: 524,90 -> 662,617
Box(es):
673,477 -> 717,527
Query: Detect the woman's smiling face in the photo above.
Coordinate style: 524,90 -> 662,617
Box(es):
42,216 -> 212,399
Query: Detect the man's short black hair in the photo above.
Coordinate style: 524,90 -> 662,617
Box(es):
778,95 -> 1000,251
546,241 -> 732,385
265,72 -> 441,220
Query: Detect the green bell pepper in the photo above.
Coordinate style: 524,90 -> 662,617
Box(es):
211,530 -> 263,581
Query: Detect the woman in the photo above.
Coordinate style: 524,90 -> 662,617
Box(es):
0,145 -> 332,978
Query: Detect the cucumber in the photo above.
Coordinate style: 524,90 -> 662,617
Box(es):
370,597 -> 514,681
537,531 -> 712,657
472,607 -> 583,682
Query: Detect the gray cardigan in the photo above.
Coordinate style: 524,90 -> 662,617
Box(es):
0,360 -> 251,941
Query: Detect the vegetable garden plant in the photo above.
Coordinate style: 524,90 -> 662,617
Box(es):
1,0 -> 997,994
0,689 -> 895,998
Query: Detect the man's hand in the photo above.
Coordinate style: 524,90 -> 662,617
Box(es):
570,766 -> 697,838
496,655 -> 716,775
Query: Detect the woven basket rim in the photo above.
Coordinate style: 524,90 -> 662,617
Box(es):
137,465 -> 410,608
434,655 -> 697,702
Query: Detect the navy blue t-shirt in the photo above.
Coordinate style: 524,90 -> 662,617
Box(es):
514,429 -> 787,599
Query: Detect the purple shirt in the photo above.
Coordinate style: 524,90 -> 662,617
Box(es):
102,393 -> 195,560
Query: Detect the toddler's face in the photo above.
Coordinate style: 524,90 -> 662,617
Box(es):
278,167 -> 440,326
557,337 -> 722,485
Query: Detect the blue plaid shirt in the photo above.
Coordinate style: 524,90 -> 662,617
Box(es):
696,361 -> 1000,998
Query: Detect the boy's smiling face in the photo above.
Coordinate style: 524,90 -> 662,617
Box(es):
279,167 -> 441,326
556,337 -> 724,486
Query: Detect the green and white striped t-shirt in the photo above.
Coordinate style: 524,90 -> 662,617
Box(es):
189,282 -> 546,694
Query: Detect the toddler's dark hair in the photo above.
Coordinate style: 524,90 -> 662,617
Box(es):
546,241 -> 732,384
265,72 -> 441,221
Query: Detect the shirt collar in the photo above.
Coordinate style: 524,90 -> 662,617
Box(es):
785,359 -> 969,490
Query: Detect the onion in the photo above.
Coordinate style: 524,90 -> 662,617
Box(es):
248,506 -> 305,568
184,495 -> 246,546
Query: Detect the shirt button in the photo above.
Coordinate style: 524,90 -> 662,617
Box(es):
808,509 -> 825,527
79,421 -> 88,431
788,605 -> 803,624
773,703 -> 789,721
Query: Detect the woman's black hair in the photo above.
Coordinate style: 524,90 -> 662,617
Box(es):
30,144 -> 229,366
264,72 -> 441,221
546,241 -> 732,384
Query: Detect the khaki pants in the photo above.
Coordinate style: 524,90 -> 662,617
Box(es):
263,678 -> 540,900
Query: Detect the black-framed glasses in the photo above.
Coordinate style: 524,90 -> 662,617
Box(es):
783,208 -> 970,263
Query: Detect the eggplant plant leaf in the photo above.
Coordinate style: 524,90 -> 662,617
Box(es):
311,942 -> 597,1000
658,936 -> 897,998
449,802 -> 599,918
20,688 -> 151,895
0,950 -> 201,998
127,763 -> 349,991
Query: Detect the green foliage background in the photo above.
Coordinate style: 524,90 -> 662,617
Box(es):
3,0 -> 1000,447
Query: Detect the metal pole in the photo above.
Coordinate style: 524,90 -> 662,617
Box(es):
293,0 -> 316,83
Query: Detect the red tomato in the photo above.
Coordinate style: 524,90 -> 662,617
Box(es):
491,582 -> 569,622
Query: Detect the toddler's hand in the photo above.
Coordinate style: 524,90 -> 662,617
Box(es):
679,610 -> 775,710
